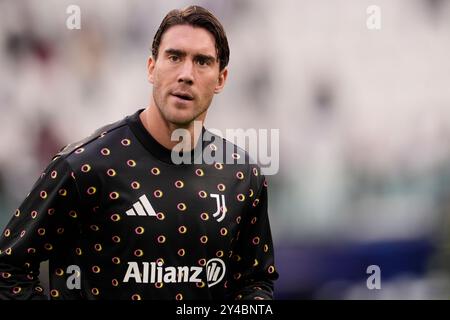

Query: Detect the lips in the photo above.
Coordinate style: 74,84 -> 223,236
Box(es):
171,91 -> 194,101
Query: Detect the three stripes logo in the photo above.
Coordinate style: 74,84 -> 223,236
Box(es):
126,195 -> 157,217
210,194 -> 227,222
205,258 -> 226,288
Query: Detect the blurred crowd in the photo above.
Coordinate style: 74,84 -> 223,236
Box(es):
1,0 -> 450,299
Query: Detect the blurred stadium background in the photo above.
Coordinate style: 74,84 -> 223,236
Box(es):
1,0 -> 450,299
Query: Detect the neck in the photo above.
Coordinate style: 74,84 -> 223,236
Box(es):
139,105 -> 204,152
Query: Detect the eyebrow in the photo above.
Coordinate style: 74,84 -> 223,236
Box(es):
164,48 -> 217,63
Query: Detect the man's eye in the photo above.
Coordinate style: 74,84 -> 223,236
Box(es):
196,58 -> 209,66
169,55 -> 180,62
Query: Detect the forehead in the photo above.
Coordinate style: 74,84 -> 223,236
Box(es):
159,24 -> 217,57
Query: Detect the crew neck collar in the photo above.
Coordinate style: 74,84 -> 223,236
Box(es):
126,109 -> 209,165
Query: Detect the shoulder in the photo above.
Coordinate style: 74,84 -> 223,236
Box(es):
205,129 -> 265,183
52,116 -> 129,163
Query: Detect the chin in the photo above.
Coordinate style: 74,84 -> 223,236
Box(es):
165,111 -> 196,126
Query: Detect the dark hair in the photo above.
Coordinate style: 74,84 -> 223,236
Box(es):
152,5 -> 230,71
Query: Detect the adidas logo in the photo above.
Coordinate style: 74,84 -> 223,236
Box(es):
126,195 -> 157,217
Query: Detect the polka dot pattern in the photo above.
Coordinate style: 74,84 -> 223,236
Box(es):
0,113 -> 278,300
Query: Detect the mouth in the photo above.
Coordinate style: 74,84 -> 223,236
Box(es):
171,92 -> 194,101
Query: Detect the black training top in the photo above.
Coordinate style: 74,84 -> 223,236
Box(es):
0,109 -> 278,300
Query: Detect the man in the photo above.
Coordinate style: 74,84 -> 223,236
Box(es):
0,5 -> 278,300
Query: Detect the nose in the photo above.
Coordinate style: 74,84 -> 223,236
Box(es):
177,60 -> 194,85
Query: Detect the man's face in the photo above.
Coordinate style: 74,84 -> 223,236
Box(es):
148,24 -> 228,126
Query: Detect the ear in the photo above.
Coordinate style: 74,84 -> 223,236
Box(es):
147,56 -> 156,84
214,68 -> 228,94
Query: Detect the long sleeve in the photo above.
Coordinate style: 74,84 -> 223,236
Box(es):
0,157 -> 82,300
228,172 -> 279,300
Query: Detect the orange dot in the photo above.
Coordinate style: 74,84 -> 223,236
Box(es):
200,236 -> 208,244
131,294 -> 141,300
198,259 -> 206,266
177,249 -> 185,257
153,190 -> 163,198
131,181 -> 140,189
121,139 -> 131,146
156,212 -> 165,220
68,210 -> 78,218
175,180 -> 184,188
50,289 -> 59,298
200,213 -> 209,221
109,192 -> 119,200
112,257 -> 121,264
92,266 -> 100,273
